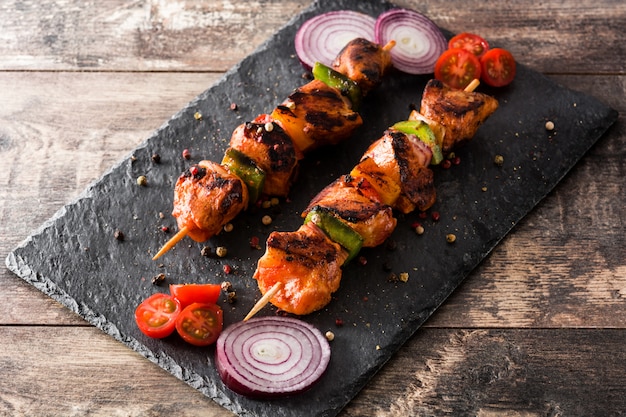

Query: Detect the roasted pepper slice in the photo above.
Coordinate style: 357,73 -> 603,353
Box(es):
312,62 -> 362,111
222,147 -> 265,203
391,120 -> 444,165
303,205 -> 364,263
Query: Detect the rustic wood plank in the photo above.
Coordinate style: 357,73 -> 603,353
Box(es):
1,326 -> 625,416
0,0 -> 309,72
344,328 -> 626,416
1,0 -> 624,73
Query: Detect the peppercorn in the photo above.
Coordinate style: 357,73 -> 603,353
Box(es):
415,224 -> 425,235
494,154 -> 504,167
215,246 -> 227,257
223,264 -> 232,274
200,246 -> 212,257
545,120 -> 555,131
161,226 -> 170,233
325,331 -> 335,342
223,223 -> 234,233
250,236 -> 260,249
431,211 -> 440,222
136,175 -> 147,186
194,111 -> 202,120
221,281 -> 233,292
261,215 -> 272,226
230,102 -> 238,111
441,159 -> 452,169
399,272 -> 409,282
335,318 -> 344,327
182,149 -> 191,160
226,291 -> 237,304
446,233 -> 457,243
113,229 -> 124,241
152,273 -> 165,285
151,153 -> 161,163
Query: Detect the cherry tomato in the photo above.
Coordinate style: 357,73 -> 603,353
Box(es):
480,48 -> 516,87
169,283 -> 221,309
434,48 -> 482,90
448,32 -> 490,58
175,303 -> 224,346
135,293 -> 181,339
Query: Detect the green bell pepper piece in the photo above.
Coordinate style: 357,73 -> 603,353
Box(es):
312,62 -> 362,111
304,205 -> 364,264
222,147 -> 266,204
392,120 -> 444,165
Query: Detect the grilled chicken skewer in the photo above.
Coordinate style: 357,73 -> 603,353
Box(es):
152,38 -> 395,260
249,79 -> 498,317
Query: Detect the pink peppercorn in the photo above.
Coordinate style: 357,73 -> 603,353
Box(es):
182,149 -> 191,159
431,211 -> 440,222
223,264 -> 232,274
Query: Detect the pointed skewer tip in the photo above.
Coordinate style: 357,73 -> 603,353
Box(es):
243,281 -> 283,322
151,226 -> 188,260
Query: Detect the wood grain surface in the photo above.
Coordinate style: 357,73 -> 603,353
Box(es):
1,1 -> 624,416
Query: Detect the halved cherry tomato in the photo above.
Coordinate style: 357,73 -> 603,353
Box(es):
434,48 -> 482,90
175,303 -> 223,346
480,48 -> 516,87
169,283 -> 222,309
135,293 -> 181,339
448,32 -> 490,58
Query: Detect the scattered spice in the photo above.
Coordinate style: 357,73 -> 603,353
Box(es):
113,229 -> 125,241
387,272 -> 398,283
261,200 -> 272,209
399,272 -> 409,282
431,211 -> 440,222
223,264 -> 232,274
261,215 -> 272,226
494,154 -> 504,167
216,246 -> 228,258
250,236 -> 260,249
151,153 -> 161,163
452,156 -> 461,165
161,226 -> 170,233
221,281 -> 233,292
545,120 -> 555,131
446,233 -> 457,243
270,197 -> 280,206
223,223 -> 234,233
200,246 -> 212,257
325,331 -> 335,342
358,256 -> 368,266
481,186 -> 488,192
136,175 -> 147,186
152,273 -> 165,285
194,111 -> 203,120
441,159 -> 452,169
415,224 -> 425,235
182,148 -> 191,160
230,102 -> 238,111
226,291 -> 237,304
335,318 -> 344,327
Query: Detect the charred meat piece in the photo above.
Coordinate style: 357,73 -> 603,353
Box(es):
228,116 -> 298,197
172,160 -> 248,242
253,221 -> 348,315
420,79 -> 499,152
303,174 -> 397,248
362,129 -> 437,213
332,38 -> 394,96
271,79 -> 362,154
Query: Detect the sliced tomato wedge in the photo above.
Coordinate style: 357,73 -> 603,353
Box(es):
434,48 -> 482,90
175,303 -> 224,346
448,32 -> 490,58
169,283 -> 221,309
480,48 -> 516,87
135,293 -> 181,339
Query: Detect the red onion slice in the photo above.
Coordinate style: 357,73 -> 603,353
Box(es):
215,316 -> 331,398
295,10 -> 376,70
375,8 -> 447,75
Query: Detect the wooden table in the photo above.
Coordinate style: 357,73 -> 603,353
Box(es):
1,1 -> 624,415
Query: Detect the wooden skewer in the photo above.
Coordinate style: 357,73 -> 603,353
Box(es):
243,281 -> 282,321
382,39 -> 397,52
464,78 -> 480,93
152,226 -> 188,260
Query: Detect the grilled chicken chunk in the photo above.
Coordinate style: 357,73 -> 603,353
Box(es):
253,221 -> 348,315
303,174 -> 397,247
172,160 -> 248,242
332,38 -> 395,96
271,79 -> 363,154
362,129 -> 437,213
420,79 -> 499,152
228,116 -> 298,197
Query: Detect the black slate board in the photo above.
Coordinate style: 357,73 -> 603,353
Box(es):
5,0 -> 618,416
